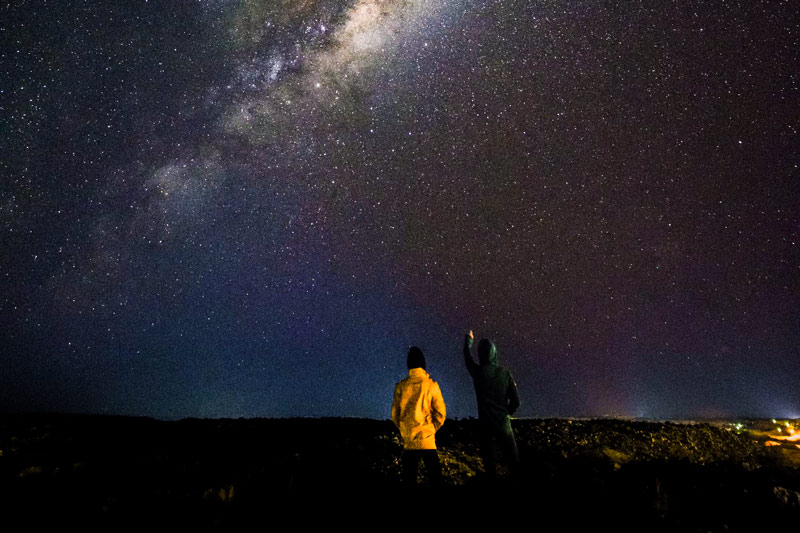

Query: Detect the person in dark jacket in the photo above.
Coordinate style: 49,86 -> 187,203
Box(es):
463,330 -> 520,478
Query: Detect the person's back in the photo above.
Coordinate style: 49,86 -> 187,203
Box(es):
463,331 -> 520,478
392,346 -> 446,485
465,336 -> 520,427
392,367 -> 445,450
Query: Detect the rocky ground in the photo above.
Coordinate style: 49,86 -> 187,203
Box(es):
2,414 -> 799,529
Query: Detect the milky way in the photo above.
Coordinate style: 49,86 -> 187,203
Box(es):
2,0 -> 798,419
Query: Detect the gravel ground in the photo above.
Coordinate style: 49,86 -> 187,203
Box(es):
2,414 -> 799,529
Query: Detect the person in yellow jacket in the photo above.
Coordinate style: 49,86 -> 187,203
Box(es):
392,346 -> 446,485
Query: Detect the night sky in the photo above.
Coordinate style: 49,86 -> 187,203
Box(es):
2,0 -> 797,420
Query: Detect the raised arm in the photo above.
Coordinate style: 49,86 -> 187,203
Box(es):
463,330 -> 478,376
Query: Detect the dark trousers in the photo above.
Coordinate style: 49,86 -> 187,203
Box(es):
402,449 -> 443,486
479,422 -> 520,478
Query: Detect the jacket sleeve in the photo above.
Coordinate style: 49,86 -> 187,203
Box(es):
506,372 -> 520,416
431,382 -> 446,432
391,384 -> 401,429
463,338 -> 478,377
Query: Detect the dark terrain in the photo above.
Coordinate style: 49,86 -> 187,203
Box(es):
2,414 -> 799,529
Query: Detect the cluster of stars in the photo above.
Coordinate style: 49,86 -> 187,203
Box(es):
1,0 -> 797,419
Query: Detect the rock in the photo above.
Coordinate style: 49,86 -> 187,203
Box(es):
774,486 -> 800,507
602,447 -> 630,467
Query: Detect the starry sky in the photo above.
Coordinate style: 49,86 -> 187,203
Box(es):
1,0 -> 797,420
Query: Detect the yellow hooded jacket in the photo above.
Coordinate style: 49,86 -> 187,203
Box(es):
392,368 -> 446,450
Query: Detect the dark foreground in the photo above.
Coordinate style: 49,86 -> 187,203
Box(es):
2,415 -> 799,529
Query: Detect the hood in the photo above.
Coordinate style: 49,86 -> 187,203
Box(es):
408,367 -> 429,380
477,339 -> 497,366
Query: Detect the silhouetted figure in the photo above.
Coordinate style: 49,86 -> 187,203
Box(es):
392,346 -> 446,486
463,330 -> 520,479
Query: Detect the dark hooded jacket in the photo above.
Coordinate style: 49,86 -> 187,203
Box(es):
464,338 -> 520,430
